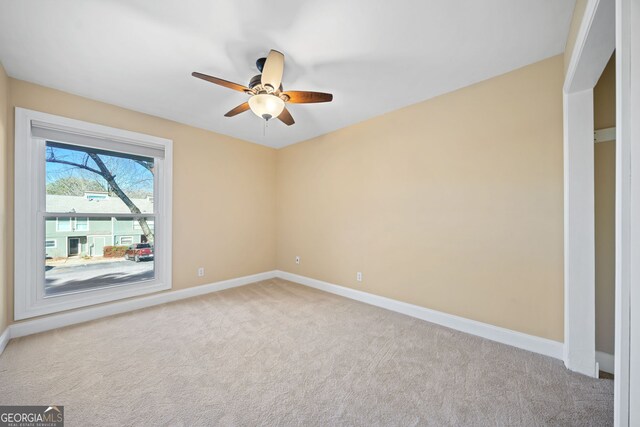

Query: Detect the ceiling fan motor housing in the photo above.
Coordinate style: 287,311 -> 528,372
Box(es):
249,74 -> 284,94
249,74 -> 262,90
256,57 -> 266,72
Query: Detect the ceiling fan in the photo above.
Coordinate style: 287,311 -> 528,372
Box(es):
192,50 -> 333,126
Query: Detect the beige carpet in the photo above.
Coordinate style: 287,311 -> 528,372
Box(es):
0,279 -> 613,426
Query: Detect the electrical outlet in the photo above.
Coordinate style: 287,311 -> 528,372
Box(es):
295,256 -> 300,265
357,272 -> 362,282
197,267 -> 205,277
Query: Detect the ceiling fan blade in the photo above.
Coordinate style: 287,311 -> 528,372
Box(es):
224,102 -> 251,117
278,107 -> 295,126
192,72 -> 250,93
261,50 -> 284,91
282,91 -> 333,103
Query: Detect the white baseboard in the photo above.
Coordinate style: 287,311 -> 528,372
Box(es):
1,269 -> 566,364
596,350 -> 614,374
0,328 -> 9,355
6,271 -> 277,343
276,270 -> 564,360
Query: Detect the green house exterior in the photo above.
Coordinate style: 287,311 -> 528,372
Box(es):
45,193 -> 154,258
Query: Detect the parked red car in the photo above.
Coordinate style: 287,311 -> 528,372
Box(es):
125,243 -> 154,262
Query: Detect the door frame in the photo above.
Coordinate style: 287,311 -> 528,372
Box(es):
565,0 -> 636,424
68,237 -> 80,257
614,0 -> 637,424
563,0 -> 615,377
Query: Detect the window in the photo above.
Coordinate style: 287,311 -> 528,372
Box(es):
14,108 -> 173,320
85,193 -> 108,201
75,217 -> 89,231
55,217 -> 88,232
56,218 -> 71,232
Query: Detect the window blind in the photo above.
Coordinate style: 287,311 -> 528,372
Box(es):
31,121 -> 165,159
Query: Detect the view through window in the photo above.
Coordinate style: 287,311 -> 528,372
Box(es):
45,142 -> 156,296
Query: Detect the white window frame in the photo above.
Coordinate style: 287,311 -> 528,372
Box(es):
45,239 -> 57,249
55,217 -> 90,232
119,236 -> 133,245
56,217 -> 72,232
75,217 -> 89,232
14,108 -> 173,320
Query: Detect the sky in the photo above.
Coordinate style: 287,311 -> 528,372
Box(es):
46,142 -> 154,196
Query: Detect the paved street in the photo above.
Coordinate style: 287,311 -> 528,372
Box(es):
45,259 -> 154,296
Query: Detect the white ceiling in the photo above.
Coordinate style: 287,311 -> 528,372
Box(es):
0,0 -> 575,148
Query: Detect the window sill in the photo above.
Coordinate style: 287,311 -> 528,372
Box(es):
15,280 -> 171,321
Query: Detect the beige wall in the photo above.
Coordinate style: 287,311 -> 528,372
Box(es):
565,0 -> 588,74
2,55 -> 567,343
5,79 -> 277,325
594,54 -> 616,130
277,55 -> 565,341
594,53 -> 616,354
0,63 -> 8,333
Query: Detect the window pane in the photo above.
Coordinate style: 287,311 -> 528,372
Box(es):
46,141 -> 154,214
76,217 -> 88,231
57,218 -> 71,232
45,216 -> 155,297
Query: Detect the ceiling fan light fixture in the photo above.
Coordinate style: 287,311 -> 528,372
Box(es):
248,93 -> 285,121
